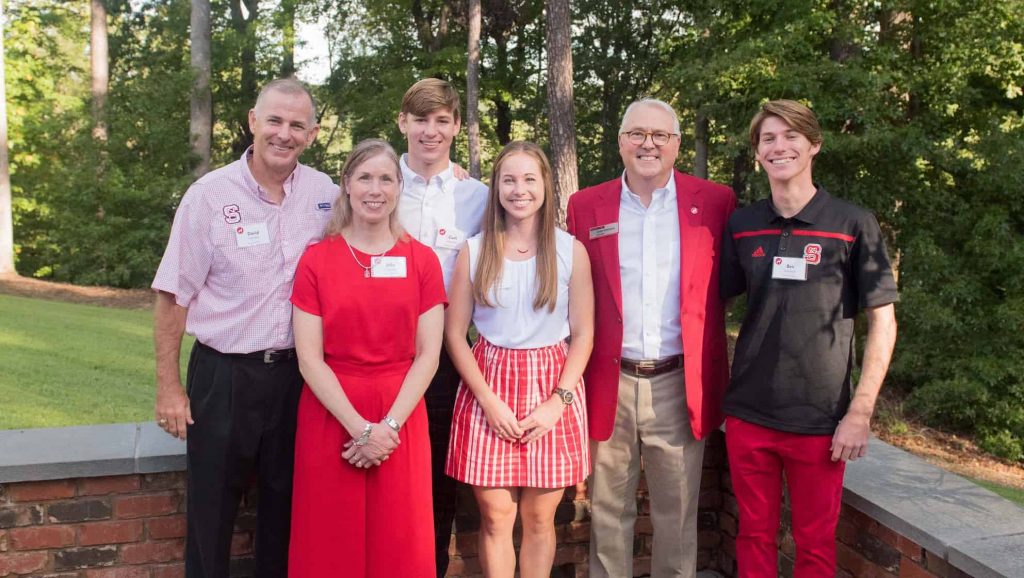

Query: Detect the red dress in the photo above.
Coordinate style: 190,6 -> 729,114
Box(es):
288,235 -> 446,578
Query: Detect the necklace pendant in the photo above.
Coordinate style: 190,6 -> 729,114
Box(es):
364,269 -> 370,278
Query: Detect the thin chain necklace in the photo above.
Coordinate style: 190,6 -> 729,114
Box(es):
345,238 -> 390,278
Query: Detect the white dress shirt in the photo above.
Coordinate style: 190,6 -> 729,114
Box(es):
618,173 -> 683,360
397,155 -> 489,291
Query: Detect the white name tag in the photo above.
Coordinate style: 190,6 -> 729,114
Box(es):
772,256 -> 807,281
371,256 -> 407,278
234,223 -> 270,248
589,223 -> 619,240
435,227 -> 465,250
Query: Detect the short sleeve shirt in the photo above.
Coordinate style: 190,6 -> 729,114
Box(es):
291,236 -> 446,367
151,149 -> 338,353
720,187 -> 898,434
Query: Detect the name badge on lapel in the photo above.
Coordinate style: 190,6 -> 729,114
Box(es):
589,223 -> 619,240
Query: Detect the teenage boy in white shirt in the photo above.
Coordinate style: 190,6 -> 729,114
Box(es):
396,78 -> 488,577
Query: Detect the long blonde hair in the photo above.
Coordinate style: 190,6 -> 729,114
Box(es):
473,141 -> 559,312
325,139 -> 405,238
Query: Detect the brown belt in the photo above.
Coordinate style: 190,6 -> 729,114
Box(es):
620,355 -> 683,377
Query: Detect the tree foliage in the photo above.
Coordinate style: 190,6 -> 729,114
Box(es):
4,0 -> 1023,458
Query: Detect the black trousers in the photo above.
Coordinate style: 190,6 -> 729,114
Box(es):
426,348 -> 463,578
185,342 -> 304,578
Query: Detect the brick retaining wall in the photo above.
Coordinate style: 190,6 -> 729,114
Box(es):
2,426 -> 1021,577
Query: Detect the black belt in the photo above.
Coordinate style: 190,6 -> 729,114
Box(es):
199,342 -> 298,365
620,355 -> 683,377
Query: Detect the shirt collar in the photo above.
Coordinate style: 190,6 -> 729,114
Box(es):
767,185 -> 829,225
400,154 -> 453,187
241,146 -> 300,202
620,171 -> 676,210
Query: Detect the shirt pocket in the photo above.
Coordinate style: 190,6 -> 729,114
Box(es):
211,225 -> 280,286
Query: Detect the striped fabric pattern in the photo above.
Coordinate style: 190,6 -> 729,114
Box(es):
446,337 -> 589,488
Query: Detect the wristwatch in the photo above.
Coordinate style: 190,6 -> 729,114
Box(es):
553,388 -> 574,406
382,416 -> 401,432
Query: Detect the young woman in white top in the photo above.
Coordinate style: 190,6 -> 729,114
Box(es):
444,141 -> 594,578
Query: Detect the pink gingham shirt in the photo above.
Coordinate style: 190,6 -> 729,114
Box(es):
152,148 -> 337,354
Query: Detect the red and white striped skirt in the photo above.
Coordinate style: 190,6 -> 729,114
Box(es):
445,337 -> 589,488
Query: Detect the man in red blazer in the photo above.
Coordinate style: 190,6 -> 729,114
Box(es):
566,98 -> 735,578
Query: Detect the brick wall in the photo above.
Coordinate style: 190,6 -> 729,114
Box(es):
1,430 -> 1007,577
0,473 -> 255,578
0,435 -> 726,578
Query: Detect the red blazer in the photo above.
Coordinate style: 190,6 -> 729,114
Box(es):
566,170 -> 736,441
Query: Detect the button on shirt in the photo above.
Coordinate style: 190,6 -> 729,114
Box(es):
397,155 -> 488,291
152,148 -> 337,354
618,174 -> 683,360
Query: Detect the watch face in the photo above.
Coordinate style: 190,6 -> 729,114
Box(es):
559,389 -> 574,404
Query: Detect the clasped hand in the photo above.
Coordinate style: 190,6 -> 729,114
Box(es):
483,395 -> 563,444
342,423 -> 400,468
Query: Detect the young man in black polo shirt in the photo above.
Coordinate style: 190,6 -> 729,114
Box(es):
720,100 -> 898,578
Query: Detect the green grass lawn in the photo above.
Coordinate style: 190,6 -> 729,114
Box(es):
970,477 -> 1024,507
0,294 -> 192,430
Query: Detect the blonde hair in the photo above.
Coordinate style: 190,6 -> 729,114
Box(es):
473,141 -> 559,312
401,78 -> 462,122
325,139 -> 405,238
749,99 -> 823,148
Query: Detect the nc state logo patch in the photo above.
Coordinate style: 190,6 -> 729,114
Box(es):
223,204 -> 241,224
803,243 -> 822,265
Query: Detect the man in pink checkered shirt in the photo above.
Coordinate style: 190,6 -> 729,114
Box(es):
151,78 -> 337,578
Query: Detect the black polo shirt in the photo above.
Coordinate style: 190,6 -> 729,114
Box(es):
720,187 -> 898,435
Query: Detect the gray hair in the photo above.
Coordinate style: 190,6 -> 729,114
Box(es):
254,78 -> 318,125
619,98 -> 681,135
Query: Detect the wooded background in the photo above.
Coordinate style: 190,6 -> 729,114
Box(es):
1,0 -> 1022,460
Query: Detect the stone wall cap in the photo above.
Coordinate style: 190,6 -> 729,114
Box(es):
845,438 -> 1024,578
948,534 -> 1024,578
0,422 -> 185,483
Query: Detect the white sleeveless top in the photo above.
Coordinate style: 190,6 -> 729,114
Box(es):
468,228 -> 574,349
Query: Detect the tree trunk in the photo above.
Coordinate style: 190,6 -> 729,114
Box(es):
545,0 -> 577,225
492,34 -> 512,144
231,0 -> 259,154
0,0 -> 15,274
466,0 -> 481,178
90,0 -> 108,142
190,0 -> 212,177
731,150 -> 750,197
279,0 -> 296,77
694,110 -> 709,179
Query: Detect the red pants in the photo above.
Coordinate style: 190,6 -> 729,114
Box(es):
725,417 -> 846,578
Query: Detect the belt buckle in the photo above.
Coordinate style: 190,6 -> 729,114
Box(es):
636,359 -> 656,371
263,350 -> 274,364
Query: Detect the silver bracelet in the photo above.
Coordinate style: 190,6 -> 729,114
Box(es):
355,422 -> 373,446
382,416 -> 401,432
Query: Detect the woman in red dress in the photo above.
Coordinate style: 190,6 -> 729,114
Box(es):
288,139 -> 446,577
445,141 -> 594,577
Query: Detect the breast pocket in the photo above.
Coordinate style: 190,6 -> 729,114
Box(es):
212,226 -> 280,286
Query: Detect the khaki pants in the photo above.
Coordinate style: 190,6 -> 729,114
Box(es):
589,367 -> 705,578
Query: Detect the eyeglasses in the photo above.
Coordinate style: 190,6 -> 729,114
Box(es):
621,130 -> 678,146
